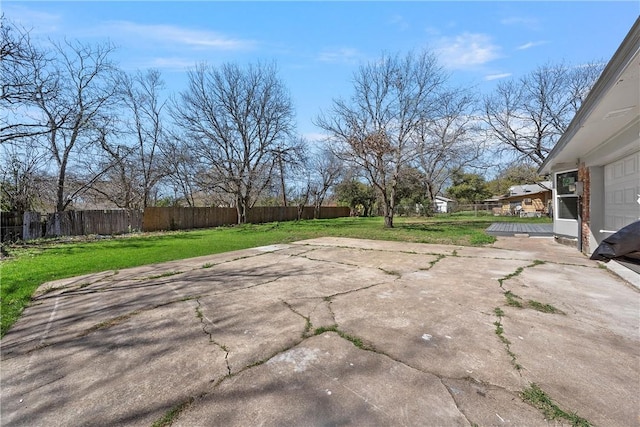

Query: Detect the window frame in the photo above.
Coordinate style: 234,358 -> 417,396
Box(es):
555,170 -> 579,221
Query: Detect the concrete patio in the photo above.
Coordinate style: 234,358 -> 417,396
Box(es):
1,236 -> 638,426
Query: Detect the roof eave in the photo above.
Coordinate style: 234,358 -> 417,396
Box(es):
539,16 -> 640,175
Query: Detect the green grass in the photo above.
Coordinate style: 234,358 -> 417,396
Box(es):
0,215 -> 549,337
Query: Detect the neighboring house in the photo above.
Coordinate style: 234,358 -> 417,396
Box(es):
539,17 -> 640,254
499,182 -> 552,216
434,196 -> 456,213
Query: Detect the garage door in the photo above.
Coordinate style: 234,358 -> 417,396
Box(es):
604,151 -> 640,231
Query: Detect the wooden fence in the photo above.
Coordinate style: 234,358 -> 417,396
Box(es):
46,210 -> 143,237
142,206 -> 350,232
1,206 -> 350,241
1,211 -> 23,242
1,210 -> 143,241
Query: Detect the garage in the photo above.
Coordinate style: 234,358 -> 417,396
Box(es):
604,151 -> 640,231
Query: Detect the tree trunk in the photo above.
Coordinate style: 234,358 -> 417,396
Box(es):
236,196 -> 247,224
382,195 -> 394,228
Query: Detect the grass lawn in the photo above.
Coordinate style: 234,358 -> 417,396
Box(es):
0,214 -> 550,337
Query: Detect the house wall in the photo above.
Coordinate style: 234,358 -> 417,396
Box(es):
587,166 -> 605,255
579,163 -> 591,253
499,193 -> 551,215
580,122 -> 640,254
435,200 -> 447,213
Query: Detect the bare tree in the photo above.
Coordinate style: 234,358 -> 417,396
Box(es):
0,16 -> 56,144
272,137 -> 308,207
415,87 -> 485,204
316,51 -> 446,227
46,41 -> 120,211
308,148 -> 343,218
171,61 -> 296,223
0,141 -> 50,211
96,69 -> 167,208
160,132 -> 199,207
2,32 -> 120,211
483,61 -> 603,166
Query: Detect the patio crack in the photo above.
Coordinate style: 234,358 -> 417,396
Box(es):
76,297 -> 196,338
441,377 -> 477,427
194,299 -> 232,376
281,300 -> 313,337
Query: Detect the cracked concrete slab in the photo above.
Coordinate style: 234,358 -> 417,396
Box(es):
1,236 -> 638,426
175,333 -> 470,426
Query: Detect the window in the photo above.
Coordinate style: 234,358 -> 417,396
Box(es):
556,171 -> 579,220
557,171 -> 578,195
523,198 -> 532,205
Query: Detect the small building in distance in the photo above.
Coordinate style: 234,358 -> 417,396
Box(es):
434,196 -> 456,213
499,181 -> 552,217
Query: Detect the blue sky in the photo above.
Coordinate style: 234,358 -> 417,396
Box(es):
4,1 -> 639,141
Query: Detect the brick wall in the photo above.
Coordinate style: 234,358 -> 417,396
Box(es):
578,162 -> 591,253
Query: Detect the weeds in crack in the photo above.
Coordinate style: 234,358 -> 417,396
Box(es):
521,383 -> 591,426
78,297 -> 189,337
313,325 -> 372,351
498,260 -> 545,289
493,307 -> 521,371
426,254 -> 446,269
528,300 -> 565,314
498,267 -> 524,288
202,262 -> 214,269
151,397 -> 194,427
281,300 -> 313,338
498,261 -> 563,314
379,268 -> 401,277
146,270 -> 184,280
304,317 -> 313,337
78,311 -> 142,337
505,290 -> 524,308
502,292 -> 565,314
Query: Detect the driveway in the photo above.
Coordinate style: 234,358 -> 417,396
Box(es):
1,237 -> 638,426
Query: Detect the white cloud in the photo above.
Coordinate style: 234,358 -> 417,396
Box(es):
389,15 -> 409,31
435,33 -> 501,69
316,47 -> 363,64
123,56 -> 197,72
302,132 -> 331,143
500,16 -> 540,30
484,73 -> 512,81
98,21 -> 256,51
516,40 -> 548,50
2,5 -> 62,35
